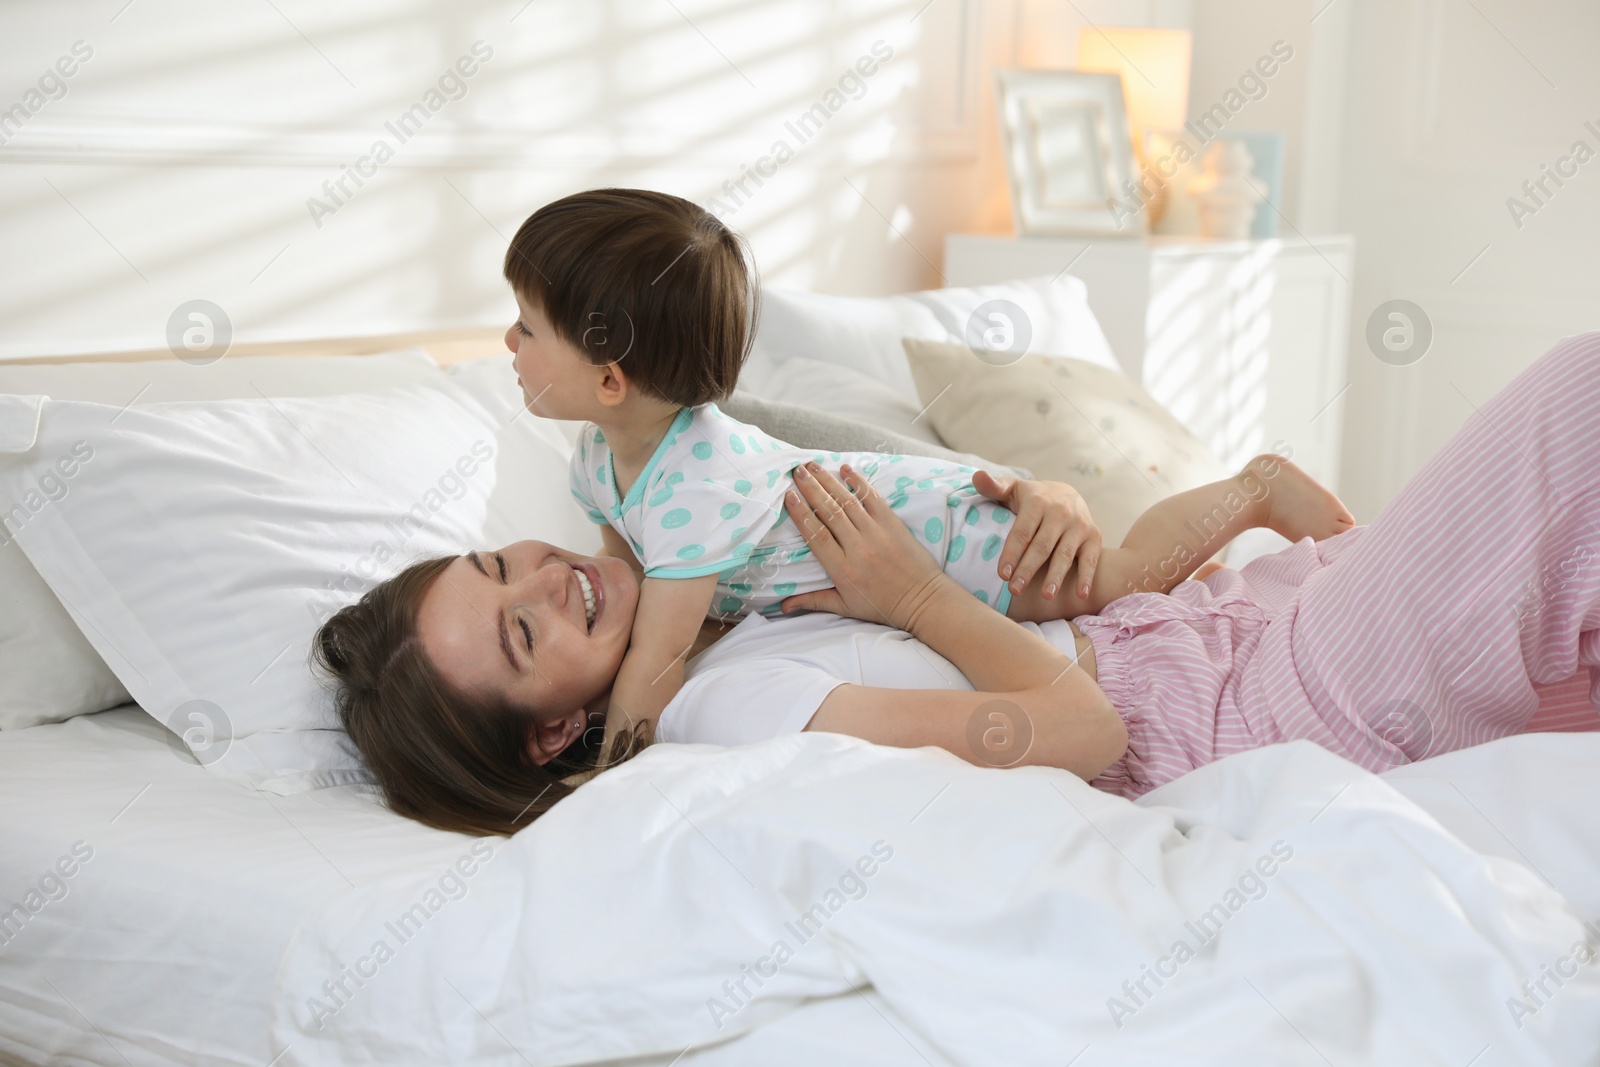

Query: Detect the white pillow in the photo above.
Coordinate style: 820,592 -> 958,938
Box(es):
748,274 -> 1120,404
0,351 -> 444,730
446,353 -> 589,453
0,539 -> 130,729
0,378 -> 594,793
734,355 -> 944,446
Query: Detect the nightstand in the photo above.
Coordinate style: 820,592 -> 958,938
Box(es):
944,234 -> 1356,497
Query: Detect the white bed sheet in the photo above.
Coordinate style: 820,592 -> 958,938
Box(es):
0,709 -> 460,1067
1,708 -> 1596,1067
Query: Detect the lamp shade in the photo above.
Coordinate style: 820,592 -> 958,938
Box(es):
1075,27 -> 1191,132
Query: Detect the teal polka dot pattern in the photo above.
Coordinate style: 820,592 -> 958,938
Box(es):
574,402 -> 1041,621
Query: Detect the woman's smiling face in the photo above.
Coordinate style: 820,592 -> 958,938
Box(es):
415,540 -> 639,757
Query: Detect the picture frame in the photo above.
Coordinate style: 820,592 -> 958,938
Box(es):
994,68 -> 1144,237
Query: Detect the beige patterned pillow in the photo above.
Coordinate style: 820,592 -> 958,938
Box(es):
902,337 -> 1231,546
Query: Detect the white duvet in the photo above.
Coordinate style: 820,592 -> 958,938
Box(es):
269,735 -> 1600,1066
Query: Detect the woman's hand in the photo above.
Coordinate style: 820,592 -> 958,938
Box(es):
971,471 -> 1102,601
780,462 -> 949,631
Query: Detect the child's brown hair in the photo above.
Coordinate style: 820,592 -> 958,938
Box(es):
503,188 -> 757,407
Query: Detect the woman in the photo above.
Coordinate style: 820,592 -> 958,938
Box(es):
317,333 -> 1600,836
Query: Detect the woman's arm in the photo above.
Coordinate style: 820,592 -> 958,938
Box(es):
806,684 -> 1123,781
782,461 -> 1127,779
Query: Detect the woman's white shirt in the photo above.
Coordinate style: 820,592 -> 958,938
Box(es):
655,609 -> 1081,745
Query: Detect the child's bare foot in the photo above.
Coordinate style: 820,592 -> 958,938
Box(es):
1241,453 -> 1356,542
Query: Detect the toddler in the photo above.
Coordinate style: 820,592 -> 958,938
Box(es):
501,189 -> 1355,743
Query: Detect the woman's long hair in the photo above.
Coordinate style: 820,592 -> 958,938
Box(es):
311,556 -> 651,836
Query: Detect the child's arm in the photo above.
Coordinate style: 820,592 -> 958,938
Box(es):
597,524 -> 645,582
1005,452 -> 1354,622
598,573 -> 720,761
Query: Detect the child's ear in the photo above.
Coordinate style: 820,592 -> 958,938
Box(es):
594,361 -> 630,408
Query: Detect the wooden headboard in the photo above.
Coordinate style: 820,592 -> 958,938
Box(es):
2,326 -> 509,368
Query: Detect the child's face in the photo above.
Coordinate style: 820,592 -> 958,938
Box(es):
504,293 -> 605,422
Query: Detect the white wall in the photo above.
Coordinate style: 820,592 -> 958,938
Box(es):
1186,0 -> 1314,227
0,0 -> 967,357
1188,0 -> 1600,520
0,0 -> 1177,361
1327,0 -> 1600,520
11,1 -> 1582,521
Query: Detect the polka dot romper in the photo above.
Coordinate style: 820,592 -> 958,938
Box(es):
570,403 -> 1017,620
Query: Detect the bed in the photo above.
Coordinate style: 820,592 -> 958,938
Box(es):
4,709 -> 1599,1065
2,277 -> 1597,1065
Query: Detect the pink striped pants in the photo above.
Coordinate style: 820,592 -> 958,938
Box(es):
1081,332 -> 1600,798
